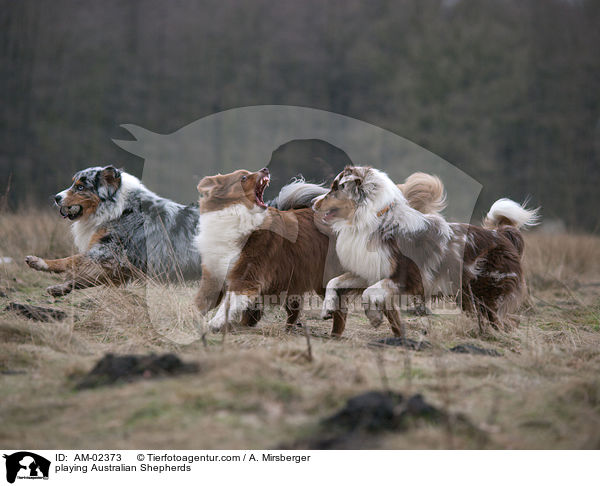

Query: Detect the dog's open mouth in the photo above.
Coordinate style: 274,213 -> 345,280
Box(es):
255,175 -> 270,208
59,205 -> 83,220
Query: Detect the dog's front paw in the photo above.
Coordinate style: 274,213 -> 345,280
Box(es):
362,287 -> 386,328
47,282 -> 72,297
25,255 -> 49,271
321,296 -> 338,320
208,318 -> 224,333
362,286 -> 386,310
208,307 -> 227,333
364,309 -> 384,328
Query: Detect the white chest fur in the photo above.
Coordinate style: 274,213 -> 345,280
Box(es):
335,227 -> 392,285
195,205 -> 267,282
71,219 -> 98,252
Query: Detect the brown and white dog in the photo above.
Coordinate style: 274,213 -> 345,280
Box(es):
313,166 -> 539,334
194,168 -> 446,336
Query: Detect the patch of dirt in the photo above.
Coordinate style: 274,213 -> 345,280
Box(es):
325,391 -> 441,430
286,390 -> 482,449
75,353 -> 200,390
369,337 -> 432,350
5,302 -> 67,321
1,369 -> 27,375
449,344 -> 502,356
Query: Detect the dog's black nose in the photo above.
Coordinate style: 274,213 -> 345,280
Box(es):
260,167 -> 269,175
54,194 -> 62,204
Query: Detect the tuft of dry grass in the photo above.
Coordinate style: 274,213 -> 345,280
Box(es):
1,211 -> 600,449
524,232 -> 600,288
0,209 -> 74,260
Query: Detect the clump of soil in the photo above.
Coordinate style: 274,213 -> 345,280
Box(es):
449,344 -> 502,356
370,337 -> 431,350
286,390 -> 483,449
5,302 -> 67,321
75,353 -> 200,389
324,391 -> 442,431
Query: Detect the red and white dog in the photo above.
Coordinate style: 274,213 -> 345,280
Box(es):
194,168 -> 446,336
313,166 -> 539,335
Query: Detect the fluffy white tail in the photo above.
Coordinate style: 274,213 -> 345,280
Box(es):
268,178 -> 327,210
483,198 -> 540,229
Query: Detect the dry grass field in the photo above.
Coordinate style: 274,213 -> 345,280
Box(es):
1,209 -> 600,449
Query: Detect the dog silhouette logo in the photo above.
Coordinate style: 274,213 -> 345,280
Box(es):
3,452 -> 50,483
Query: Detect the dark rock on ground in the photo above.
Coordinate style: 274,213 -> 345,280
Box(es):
284,390 -> 481,449
1,369 -> 27,375
5,302 -> 67,321
370,337 -> 431,350
323,391 -> 402,432
449,344 -> 502,357
75,353 -> 200,390
323,391 -> 442,433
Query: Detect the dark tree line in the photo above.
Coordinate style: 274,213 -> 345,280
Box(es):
1,0 -> 599,230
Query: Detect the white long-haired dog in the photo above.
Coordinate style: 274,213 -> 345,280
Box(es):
313,166 -> 540,334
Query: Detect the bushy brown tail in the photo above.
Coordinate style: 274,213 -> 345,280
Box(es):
398,172 -> 447,215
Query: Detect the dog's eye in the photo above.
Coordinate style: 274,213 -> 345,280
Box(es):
76,185 -> 84,191
241,176 -> 247,182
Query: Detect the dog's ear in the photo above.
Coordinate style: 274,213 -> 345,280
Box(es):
98,166 -> 122,200
197,176 -> 218,198
342,176 -> 368,201
338,173 -> 362,191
